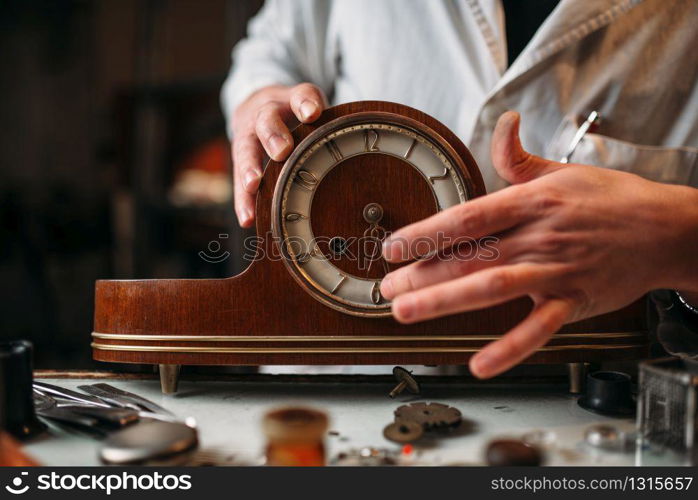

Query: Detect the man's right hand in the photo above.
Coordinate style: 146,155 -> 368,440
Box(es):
231,83 -> 328,227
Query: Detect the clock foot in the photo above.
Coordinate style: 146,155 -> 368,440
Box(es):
159,364 -> 181,394
567,362 -> 588,394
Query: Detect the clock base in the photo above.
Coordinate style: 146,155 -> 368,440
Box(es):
92,273 -> 648,373
147,361 -> 588,395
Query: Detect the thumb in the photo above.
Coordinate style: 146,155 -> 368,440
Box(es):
491,111 -> 562,184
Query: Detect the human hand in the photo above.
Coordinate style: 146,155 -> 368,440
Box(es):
380,111 -> 698,378
231,83 -> 328,227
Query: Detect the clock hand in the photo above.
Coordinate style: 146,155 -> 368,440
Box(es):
362,203 -> 391,278
363,226 -> 378,277
363,222 -> 390,278
381,253 -> 390,276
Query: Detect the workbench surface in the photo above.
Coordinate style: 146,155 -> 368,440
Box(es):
25,375 -> 686,466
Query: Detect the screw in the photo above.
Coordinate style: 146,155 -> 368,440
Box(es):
329,236 -> 348,256
363,203 -> 384,224
389,380 -> 408,398
388,366 -> 420,398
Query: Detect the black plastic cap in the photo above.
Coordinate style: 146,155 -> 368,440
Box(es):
578,370 -> 636,417
0,340 -> 47,439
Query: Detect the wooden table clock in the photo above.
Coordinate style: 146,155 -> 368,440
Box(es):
92,101 -> 649,393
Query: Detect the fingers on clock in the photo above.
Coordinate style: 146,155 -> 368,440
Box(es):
255,101 -> 294,161
233,134 -> 264,227
382,184 -> 531,263
391,263 -> 554,323
234,133 -> 265,193
289,83 -> 327,123
470,298 -> 573,378
233,176 -> 255,228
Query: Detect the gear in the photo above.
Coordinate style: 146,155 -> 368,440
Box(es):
383,420 -> 423,443
394,402 -> 462,429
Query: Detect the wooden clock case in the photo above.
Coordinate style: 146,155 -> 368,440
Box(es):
92,101 -> 648,390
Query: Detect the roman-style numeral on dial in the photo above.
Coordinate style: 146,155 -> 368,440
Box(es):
294,170 -> 318,191
296,252 -> 312,264
296,246 -> 320,264
285,212 -> 307,222
429,166 -> 449,184
371,282 -> 383,304
403,138 -> 417,159
364,129 -> 380,151
330,273 -> 347,294
326,140 -> 343,162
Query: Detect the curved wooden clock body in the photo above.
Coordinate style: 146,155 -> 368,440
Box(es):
92,102 -> 648,367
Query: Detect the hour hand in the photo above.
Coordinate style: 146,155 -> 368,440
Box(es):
362,203 -> 390,277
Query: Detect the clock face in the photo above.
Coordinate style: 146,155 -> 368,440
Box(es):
272,113 -> 471,317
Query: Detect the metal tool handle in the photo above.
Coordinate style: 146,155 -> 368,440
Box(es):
559,111 -> 600,164
34,381 -> 110,408
77,385 -> 143,411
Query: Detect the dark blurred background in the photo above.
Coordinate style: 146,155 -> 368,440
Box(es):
0,0 -> 263,369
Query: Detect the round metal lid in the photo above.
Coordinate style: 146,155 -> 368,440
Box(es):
100,420 -> 198,464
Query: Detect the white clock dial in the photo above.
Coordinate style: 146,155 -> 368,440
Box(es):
274,121 -> 469,317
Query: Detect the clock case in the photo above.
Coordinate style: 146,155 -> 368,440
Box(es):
92,101 -> 648,379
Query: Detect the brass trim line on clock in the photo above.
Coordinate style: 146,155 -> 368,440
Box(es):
91,342 -> 644,354
91,331 -> 646,342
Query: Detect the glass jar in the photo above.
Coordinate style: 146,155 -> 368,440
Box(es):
262,407 -> 328,466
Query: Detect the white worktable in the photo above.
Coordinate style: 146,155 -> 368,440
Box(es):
24,374 -> 688,466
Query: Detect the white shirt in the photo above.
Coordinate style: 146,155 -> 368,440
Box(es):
222,0 -> 698,192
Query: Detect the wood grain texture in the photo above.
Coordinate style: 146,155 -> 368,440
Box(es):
310,152 -> 436,280
93,101 -> 649,366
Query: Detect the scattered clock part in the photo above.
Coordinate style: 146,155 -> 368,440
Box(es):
394,402 -> 462,430
485,439 -> 543,466
332,447 -> 399,466
583,424 -> 635,452
389,366 -> 421,399
521,429 -> 558,449
383,420 -> 424,444
584,424 -> 620,450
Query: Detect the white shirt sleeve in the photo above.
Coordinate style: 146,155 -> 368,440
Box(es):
220,0 -> 337,138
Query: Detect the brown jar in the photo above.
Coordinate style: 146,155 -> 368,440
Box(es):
262,407 -> 329,466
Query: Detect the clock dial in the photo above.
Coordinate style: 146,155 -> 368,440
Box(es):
272,117 -> 470,317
